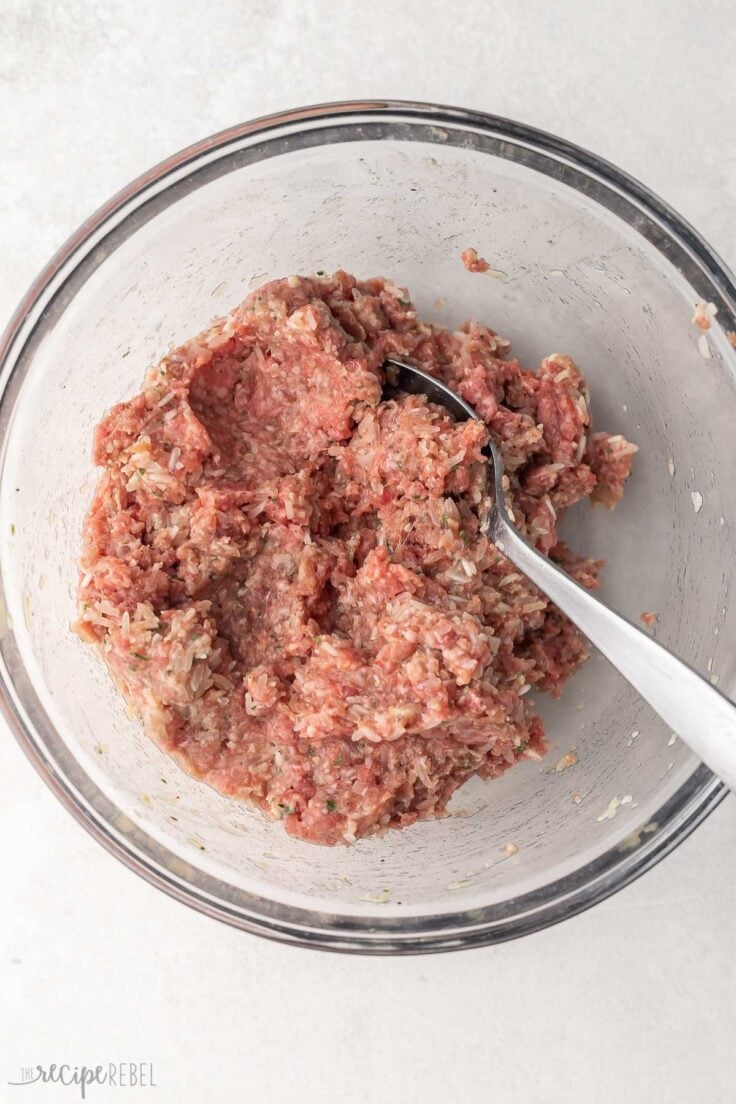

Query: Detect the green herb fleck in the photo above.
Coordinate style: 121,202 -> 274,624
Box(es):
459,530 -> 468,544
333,756 -> 343,768
132,652 -> 149,660
138,468 -> 146,476
121,349 -> 130,359
10,523 -> 15,535
514,740 -> 529,754
326,799 -> 338,813
440,515 -> 450,529
161,777 -> 168,784
278,803 -> 296,817
316,270 -> 325,276
306,747 -> 316,757
170,815 -> 178,822
398,298 -> 411,307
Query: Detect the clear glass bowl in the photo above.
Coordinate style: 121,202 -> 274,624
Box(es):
1,101 -> 734,954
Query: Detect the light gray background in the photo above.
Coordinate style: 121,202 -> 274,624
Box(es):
1,2 -> 735,1101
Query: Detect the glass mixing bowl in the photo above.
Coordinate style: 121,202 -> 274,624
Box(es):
1,101 -> 735,954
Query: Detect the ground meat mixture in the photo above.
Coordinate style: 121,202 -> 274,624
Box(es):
77,271 -> 636,845
461,247 -> 491,273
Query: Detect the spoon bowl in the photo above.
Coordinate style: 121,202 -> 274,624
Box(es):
384,357 -> 506,537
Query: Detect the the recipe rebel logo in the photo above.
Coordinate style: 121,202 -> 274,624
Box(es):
7,1062 -> 157,1098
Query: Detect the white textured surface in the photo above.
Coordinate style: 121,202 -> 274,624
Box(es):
1,2 -> 735,1101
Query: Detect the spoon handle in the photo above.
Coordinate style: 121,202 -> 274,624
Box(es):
495,516 -> 736,791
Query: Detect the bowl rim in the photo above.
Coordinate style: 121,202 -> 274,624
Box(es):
0,98 -> 731,955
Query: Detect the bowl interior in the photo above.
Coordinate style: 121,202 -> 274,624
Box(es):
1,115 -> 735,933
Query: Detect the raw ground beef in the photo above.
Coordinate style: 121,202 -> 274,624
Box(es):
461,247 -> 491,273
76,271 -> 636,845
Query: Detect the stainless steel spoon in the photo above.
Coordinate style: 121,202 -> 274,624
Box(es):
384,358 -> 736,790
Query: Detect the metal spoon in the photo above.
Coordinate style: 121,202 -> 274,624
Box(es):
384,358 -> 736,790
